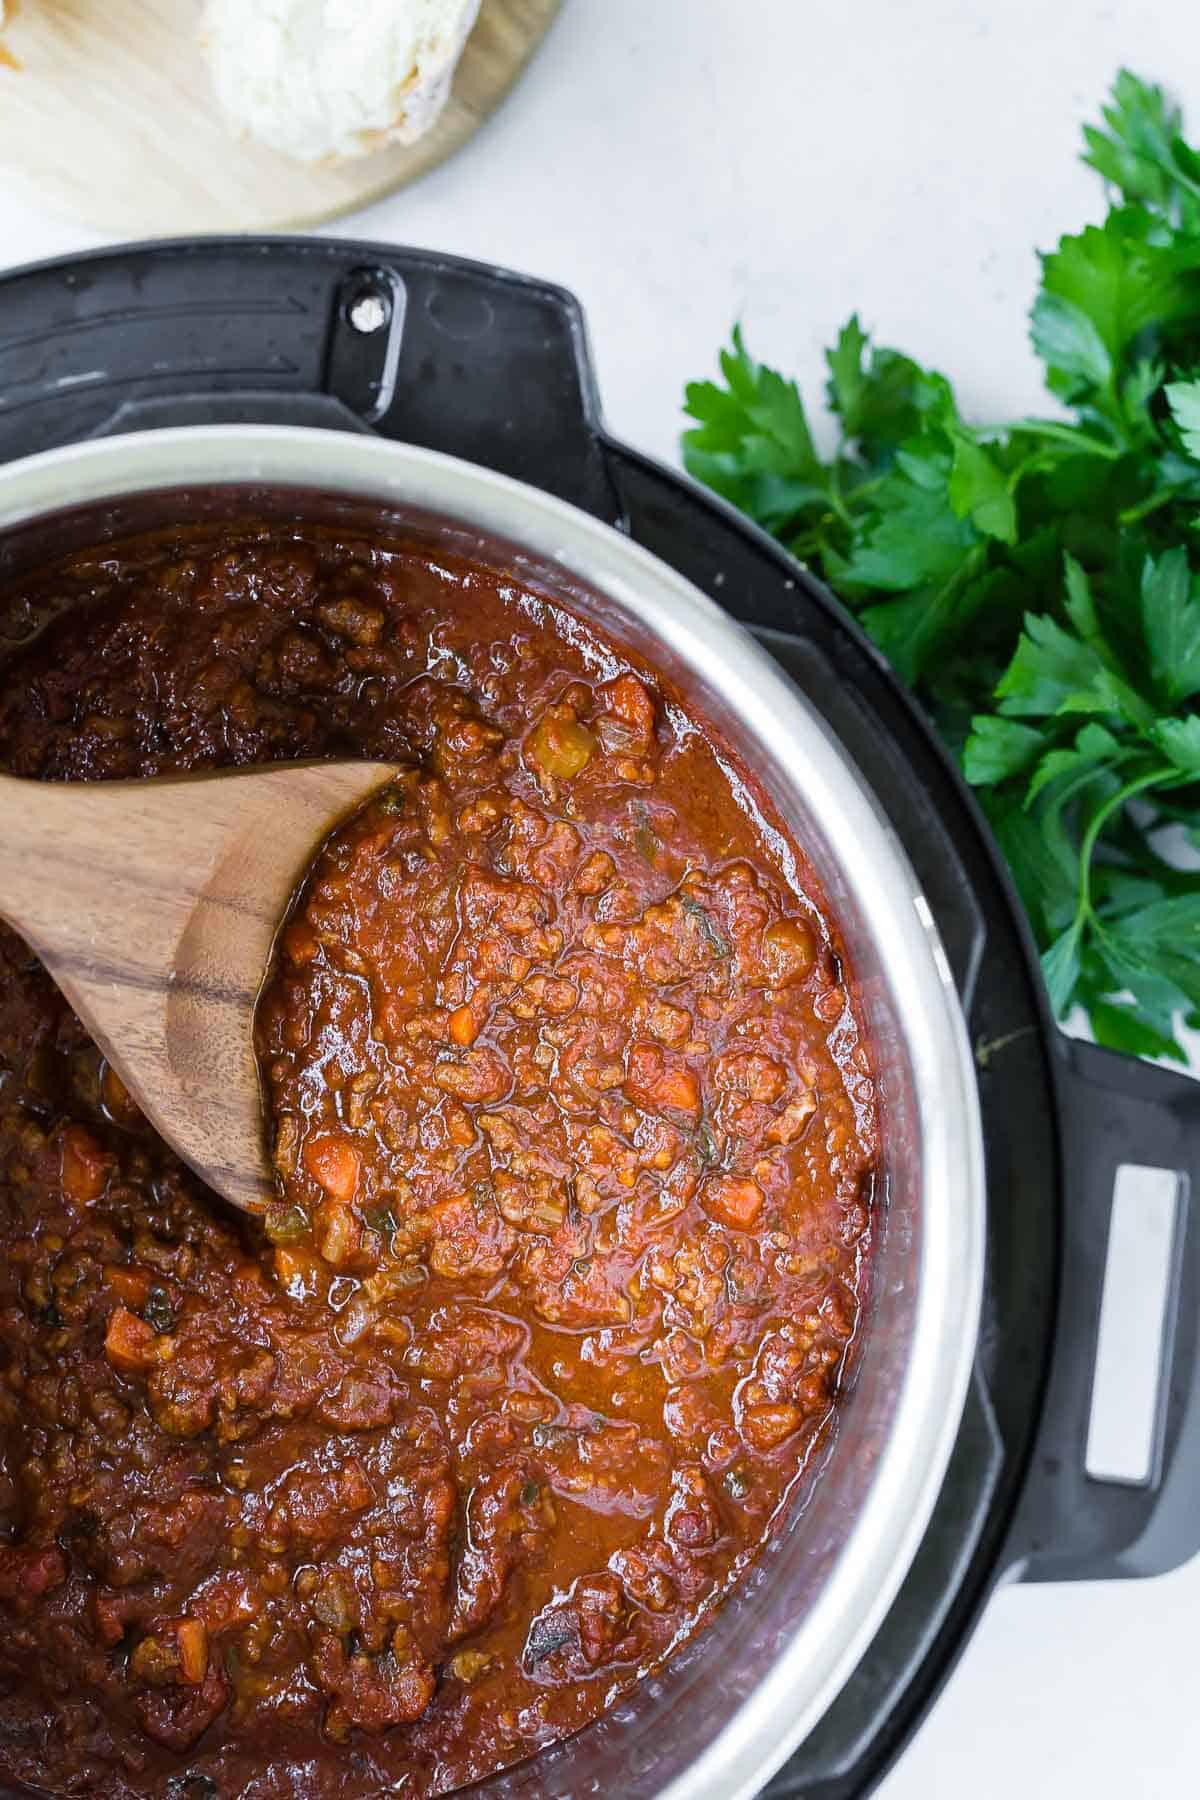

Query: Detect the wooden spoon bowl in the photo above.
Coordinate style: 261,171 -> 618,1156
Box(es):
0,761 -> 397,1213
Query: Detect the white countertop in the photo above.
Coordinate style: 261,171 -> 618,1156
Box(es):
2,1 -> 1198,1793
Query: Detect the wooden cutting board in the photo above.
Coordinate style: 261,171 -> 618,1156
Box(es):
0,0 -> 560,233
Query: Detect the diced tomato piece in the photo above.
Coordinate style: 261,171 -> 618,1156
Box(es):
339,1458 -> 375,1512
191,1572 -> 263,1635
602,673 -> 656,735
761,918 -> 815,986
104,1306 -> 159,1374
0,1545 -> 66,1601
176,1617 -> 209,1685
60,1124 -> 112,1205
20,1548 -> 66,1598
303,1133 -> 361,1205
597,673 -> 657,757
704,1175 -> 764,1232
448,1005 -> 478,1047
94,1586 -> 144,1644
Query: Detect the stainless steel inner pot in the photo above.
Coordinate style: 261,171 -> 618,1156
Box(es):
0,426 -> 985,1800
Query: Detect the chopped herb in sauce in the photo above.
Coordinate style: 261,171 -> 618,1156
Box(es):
165,1778 -> 220,1800
376,786 -> 408,817
696,1119 -> 720,1166
681,893 -> 731,959
143,1287 -> 176,1335
264,1202 -> 309,1246
631,801 -> 660,865
525,1614 -> 579,1665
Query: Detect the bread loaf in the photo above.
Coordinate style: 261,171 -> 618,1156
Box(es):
201,0 -> 482,164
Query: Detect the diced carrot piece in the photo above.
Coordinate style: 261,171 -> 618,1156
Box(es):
283,920 -> 321,966
741,1402 -> 803,1450
448,1005 -> 478,1047
101,1064 -> 140,1124
175,1616 -> 209,1685
303,1133 -> 361,1205
103,1264 -> 151,1309
643,1000 -> 691,1046
444,1104 -> 476,1148
60,1125 -> 112,1205
104,1306 -> 159,1374
274,1246 -> 324,1301
93,1587 -> 137,1644
654,1067 -> 701,1117
626,1043 -> 701,1119
704,1175 -> 764,1232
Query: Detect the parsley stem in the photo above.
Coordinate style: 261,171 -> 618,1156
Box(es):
1118,488 -> 1183,527
1004,419 -> 1125,461
1160,158 -> 1200,206
1076,765 -> 1177,922
840,471 -> 887,507
1004,448 -> 1061,495
824,461 -> 854,529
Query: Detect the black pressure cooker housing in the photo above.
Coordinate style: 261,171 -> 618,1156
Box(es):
0,240 -> 1198,1799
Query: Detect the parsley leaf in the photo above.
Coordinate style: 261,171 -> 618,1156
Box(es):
1090,998 -> 1188,1063
1043,925 -> 1084,1015
1152,713 -> 1200,774
824,315 -> 870,436
1083,70 -> 1200,231
948,435 -> 1018,544
840,480 -> 978,593
1166,376 -> 1200,457
682,69 -> 1200,1060
1140,546 -> 1200,702
993,614 -> 1107,717
961,717 -> 1045,785
1030,292 -> 1114,395
683,328 -> 831,532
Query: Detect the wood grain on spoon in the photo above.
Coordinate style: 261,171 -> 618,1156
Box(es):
0,762 -> 397,1214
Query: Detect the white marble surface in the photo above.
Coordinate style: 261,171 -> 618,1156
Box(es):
2,1 -> 1198,1794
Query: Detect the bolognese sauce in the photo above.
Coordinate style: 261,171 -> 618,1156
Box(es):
0,523 -> 878,1797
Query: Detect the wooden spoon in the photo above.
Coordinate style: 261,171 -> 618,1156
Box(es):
0,762 -> 397,1215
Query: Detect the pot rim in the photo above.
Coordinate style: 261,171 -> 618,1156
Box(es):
0,424 -> 986,1800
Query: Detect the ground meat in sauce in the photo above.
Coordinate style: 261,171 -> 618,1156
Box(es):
0,524 -> 878,1798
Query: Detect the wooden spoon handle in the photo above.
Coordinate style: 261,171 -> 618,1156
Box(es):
0,762 -> 396,1213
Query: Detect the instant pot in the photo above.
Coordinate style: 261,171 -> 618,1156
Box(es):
0,240 -> 1197,1800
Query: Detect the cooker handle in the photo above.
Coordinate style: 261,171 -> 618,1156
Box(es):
0,239 -> 622,521
1005,1035 -> 1200,1582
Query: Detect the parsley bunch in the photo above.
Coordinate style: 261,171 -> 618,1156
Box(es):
682,71 -> 1200,1064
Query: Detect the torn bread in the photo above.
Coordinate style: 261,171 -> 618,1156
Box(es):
201,0 -> 482,165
